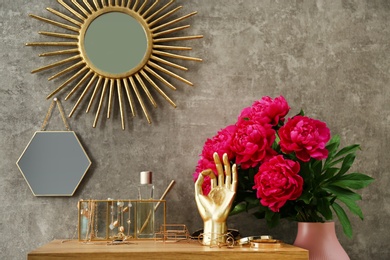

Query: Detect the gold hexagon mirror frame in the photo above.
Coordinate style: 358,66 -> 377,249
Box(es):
16,131 -> 92,196
27,0 -> 203,130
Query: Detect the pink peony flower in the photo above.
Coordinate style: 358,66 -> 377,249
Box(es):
253,155 -> 303,212
279,116 -> 331,162
238,106 -> 252,121
231,119 -> 276,169
238,96 -> 290,126
193,125 -> 236,194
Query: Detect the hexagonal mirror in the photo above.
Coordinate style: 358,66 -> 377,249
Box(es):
16,131 -> 91,196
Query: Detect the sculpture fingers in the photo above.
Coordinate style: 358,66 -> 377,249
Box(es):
231,163 -> 238,192
201,169 -> 217,189
213,152 -> 224,187
195,173 -> 209,219
195,172 -> 205,196
223,153 -> 232,189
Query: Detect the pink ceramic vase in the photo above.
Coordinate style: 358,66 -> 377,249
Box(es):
293,222 -> 350,260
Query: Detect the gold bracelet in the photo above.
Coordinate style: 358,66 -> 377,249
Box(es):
237,235 -> 274,246
250,238 -> 283,249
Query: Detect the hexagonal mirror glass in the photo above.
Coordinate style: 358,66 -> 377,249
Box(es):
16,131 -> 91,196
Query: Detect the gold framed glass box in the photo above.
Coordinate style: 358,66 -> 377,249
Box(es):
78,199 -> 166,241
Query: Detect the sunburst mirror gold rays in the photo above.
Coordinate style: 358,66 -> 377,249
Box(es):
27,0 -> 202,130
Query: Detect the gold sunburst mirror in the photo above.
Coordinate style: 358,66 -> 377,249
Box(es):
27,0 -> 202,129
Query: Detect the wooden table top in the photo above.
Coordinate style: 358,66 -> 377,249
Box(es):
28,239 -> 308,260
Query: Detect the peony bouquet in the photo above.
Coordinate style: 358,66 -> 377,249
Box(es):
193,96 -> 373,238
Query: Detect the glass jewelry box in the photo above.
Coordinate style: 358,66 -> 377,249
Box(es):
78,199 -> 166,241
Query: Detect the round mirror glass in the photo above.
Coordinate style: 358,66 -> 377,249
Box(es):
28,0 -> 202,129
84,12 -> 148,76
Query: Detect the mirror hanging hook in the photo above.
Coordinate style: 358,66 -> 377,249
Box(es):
40,97 -> 71,131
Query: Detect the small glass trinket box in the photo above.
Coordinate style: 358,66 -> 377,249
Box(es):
78,199 -> 166,241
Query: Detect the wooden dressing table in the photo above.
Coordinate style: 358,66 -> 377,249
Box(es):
28,239 -> 308,260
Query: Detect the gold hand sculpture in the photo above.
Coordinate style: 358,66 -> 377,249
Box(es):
195,152 -> 238,246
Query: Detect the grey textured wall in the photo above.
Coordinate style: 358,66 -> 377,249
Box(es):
1,0 -> 389,259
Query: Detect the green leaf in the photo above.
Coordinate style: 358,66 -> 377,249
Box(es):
332,202 -> 353,238
297,190 -> 313,204
296,109 -> 305,116
335,153 -> 356,177
229,202 -> 248,216
265,209 -> 280,228
318,167 -> 339,183
245,196 -> 260,209
323,186 -> 362,201
311,159 -> 323,175
333,144 -> 360,160
324,157 -> 345,169
336,195 -> 364,220
332,173 -> 374,190
324,185 -> 364,219
253,210 -> 265,219
272,140 -> 279,150
237,174 -> 247,190
248,168 -> 256,186
317,198 -> 333,220
265,209 -> 275,222
230,194 -> 261,216
326,135 -> 340,158
324,141 -> 360,170
252,204 -> 267,219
